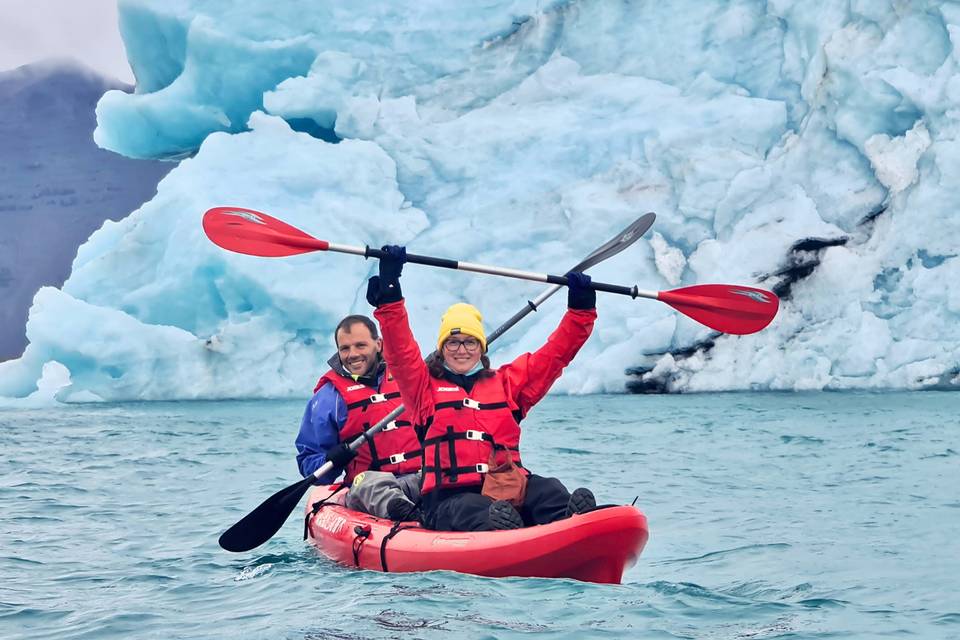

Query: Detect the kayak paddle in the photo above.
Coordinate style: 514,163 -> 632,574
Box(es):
216,211 -> 655,552
203,206 -> 779,335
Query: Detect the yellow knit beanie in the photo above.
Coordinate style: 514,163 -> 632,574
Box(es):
437,303 -> 487,353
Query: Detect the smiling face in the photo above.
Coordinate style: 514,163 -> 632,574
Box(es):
336,322 -> 382,376
441,336 -> 483,375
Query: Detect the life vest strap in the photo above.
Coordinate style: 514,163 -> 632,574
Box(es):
380,418 -> 411,431
434,399 -> 510,412
383,448 -> 424,465
423,463 -> 489,476
422,429 -> 494,446
346,391 -> 401,410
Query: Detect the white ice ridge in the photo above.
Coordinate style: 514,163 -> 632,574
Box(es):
3,0 -> 960,401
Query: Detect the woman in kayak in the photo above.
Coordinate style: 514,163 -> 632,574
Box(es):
367,245 -> 599,531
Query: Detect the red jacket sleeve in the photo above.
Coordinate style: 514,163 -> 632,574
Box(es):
499,308 -> 596,419
374,299 -> 435,427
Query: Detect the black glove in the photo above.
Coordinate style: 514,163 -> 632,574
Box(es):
324,442 -> 357,472
378,244 -> 406,281
566,271 -> 596,310
366,245 -> 406,306
365,276 -> 384,306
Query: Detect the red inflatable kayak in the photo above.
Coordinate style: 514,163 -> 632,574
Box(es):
304,485 -> 649,584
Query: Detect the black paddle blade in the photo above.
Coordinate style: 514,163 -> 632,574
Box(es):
218,475 -> 315,552
570,212 -> 655,272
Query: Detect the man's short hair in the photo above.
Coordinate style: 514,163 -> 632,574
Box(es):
334,315 -> 379,345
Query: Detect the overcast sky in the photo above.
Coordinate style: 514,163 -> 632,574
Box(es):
0,0 -> 134,82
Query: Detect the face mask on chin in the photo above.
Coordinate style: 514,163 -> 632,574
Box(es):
444,360 -> 484,376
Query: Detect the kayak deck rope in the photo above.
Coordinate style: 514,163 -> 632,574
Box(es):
379,519 -> 420,572
352,524 -> 372,566
378,497 -> 425,572
303,484 -> 348,540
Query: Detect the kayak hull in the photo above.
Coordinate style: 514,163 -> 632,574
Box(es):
304,485 -> 649,584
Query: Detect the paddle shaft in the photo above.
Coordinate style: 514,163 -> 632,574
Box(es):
203,207 -> 778,326
237,232 -> 654,297
349,245 -> 656,300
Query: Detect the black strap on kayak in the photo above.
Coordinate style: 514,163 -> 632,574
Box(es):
302,483 -> 348,540
378,500 -> 423,572
352,524 -> 371,566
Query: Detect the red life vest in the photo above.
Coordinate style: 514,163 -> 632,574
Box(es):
419,373 -> 525,495
316,368 -> 422,483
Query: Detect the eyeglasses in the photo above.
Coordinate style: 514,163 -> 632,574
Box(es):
443,338 -> 481,353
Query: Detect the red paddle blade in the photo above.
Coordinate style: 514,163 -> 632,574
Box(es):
202,206 -> 329,257
657,284 -> 779,335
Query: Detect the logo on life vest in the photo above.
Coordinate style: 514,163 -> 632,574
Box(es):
352,472 -> 366,487
346,384 -> 365,392
437,386 -> 460,392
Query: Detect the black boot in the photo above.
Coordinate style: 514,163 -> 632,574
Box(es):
386,497 -> 422,523
565,488 -> 596,517
488,500 -> 523,530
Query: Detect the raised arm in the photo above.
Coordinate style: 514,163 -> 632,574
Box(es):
501,271 -> 597,418
367,245 -> 434,426
374,300 -> 435,426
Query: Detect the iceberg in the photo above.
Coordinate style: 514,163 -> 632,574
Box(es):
3,0 -> 960,401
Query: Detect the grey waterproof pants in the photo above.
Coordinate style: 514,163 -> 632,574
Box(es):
344,471 -> 420,519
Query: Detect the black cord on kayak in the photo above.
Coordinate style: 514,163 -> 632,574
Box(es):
379,500 -> 423,572
352,525 -> 371,566
631,496 -> 639,506
303,484 -> 348,540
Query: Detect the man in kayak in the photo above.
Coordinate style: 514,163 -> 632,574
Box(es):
367,246 -> 598,531
295,314 -> 423,522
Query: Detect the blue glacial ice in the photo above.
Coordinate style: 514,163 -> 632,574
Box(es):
2,0 -> 960,402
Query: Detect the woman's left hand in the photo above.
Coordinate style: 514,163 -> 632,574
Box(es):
367,245 -> 407,306
379,245 -> 407,281
566,271 -> 596,310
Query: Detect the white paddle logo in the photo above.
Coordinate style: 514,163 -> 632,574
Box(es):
731,289 -> 770,304
221,209 -> 265,225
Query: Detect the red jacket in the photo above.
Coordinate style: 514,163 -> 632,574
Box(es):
374,300 -> 596,494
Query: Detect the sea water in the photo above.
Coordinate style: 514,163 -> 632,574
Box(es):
1,392 -> 958,639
